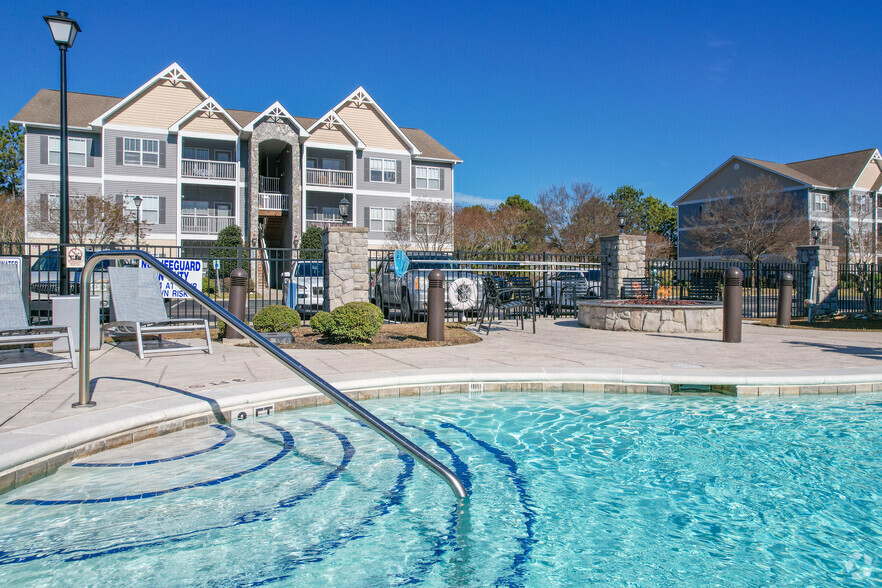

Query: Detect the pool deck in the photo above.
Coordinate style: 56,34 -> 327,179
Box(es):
2,318 -> 881,487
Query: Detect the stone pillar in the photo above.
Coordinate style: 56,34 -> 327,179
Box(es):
323,226 -> 369,311
600,234 -> 647,299
796,245 -> 839,315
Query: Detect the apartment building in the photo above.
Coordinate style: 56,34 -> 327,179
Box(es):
675,149 -> 882,260
11,63 -> 461,250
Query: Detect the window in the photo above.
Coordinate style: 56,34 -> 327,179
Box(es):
123,195 -> 160,224
414,166 -> 440,190
370,207 -> 396,232
45,193 -> 86,222
183,201 -> 209,216
48,137 -> 87,167
322,158 -> 343,170
123,137 -> 159,166
306,158 -> 318,169
214,150 -> 232,162
813,193 -> 829,212
370,158 -> 396,183
183,147 -> 209,160
215,203 -> 232,217
415,210 -> 440,237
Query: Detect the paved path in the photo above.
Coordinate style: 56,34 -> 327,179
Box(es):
3,318 -> 881,435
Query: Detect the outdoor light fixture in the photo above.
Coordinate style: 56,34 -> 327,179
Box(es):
617,211 -> 627,234
133,195 -> 143,248
44,10 -> 81,296
338,196 -> 351,225
811,224 -> 821,245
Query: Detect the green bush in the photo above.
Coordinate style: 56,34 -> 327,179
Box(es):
210,225 -> 246,279
202,276 -> 216,294
309,311 -> 335,336
329,302 -> 384,343
252,305 -> 301,333
216,319 -> 226,339
298,226 -> 324,259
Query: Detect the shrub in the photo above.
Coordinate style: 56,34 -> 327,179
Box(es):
252,305 -> 301,333
210,225 -> 246,279
329,302 -> 384,343
202,276 -> 216,294
310,311 -> 335,336
298,226 -> 324,259
216,319 -> 226,339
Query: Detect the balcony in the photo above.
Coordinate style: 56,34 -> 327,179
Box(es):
306,168 -> 353,189
182,159 -> 236,181
259,193 -> 289,211
182,214 -> 235,234
306,217 -> 344,229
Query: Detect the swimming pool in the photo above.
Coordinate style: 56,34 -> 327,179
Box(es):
0,391 -> 880,585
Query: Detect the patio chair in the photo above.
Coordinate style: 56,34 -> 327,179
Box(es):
475,275 -> 536,335
106,266 -> 212,360
555,279 -> 590,319
0,264 -> 76,370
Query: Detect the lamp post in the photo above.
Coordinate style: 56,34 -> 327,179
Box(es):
811,224 -> 821,245
44,10 -> 81,296
133,195 -> 143,248
338,196 -> 351,226
617,211 -> 627,234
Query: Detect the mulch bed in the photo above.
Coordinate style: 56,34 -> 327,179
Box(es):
753,314 -> 882,331
283,322 -> 481,349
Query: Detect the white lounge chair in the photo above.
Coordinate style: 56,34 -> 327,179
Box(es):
0,264 -> 76,370
106,266 -> 212,360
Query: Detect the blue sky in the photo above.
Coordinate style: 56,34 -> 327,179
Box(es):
3,1 -> 880,207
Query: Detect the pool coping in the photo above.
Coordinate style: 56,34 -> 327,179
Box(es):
2,365 -> 882,494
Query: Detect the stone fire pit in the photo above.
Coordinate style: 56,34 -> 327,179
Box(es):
577,299 -> 723,333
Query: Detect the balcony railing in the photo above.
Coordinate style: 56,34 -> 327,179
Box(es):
181,214 -> 235,234
259,193 -> 289,211
182,159 -> 237,181
306,168 -> 353,189
306,217 -> 344,229
260,175 -> 281,193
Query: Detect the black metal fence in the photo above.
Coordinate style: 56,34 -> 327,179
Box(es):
0,242 -> 323,327
368,249 -> 602,323
838,263 -> 882,313
646,258 -> 811,318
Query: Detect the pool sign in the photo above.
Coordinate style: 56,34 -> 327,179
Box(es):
0,256 -> 21,274
139,258 -> 203,298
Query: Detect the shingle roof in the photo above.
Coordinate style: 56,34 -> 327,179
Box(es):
11,89 -> 122,129
786,149 -> 878,189
12,90 -> 460,162
738,156 -> 830,188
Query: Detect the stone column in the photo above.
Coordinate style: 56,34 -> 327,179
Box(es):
600,234 -> 647,299
323,226 -> 369,311
796,245 -> 839,314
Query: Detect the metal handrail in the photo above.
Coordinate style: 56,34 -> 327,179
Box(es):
75,250 -> 468,500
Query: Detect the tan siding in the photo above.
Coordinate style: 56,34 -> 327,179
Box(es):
678,160 -> 804,204
108,81 -> 204,128
337,103 -> 407,151
854,161 -> 882,190
308,125 -> 354,146
181,113 -> 238,135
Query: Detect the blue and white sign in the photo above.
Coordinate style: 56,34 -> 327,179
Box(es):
0,257 -> 21,274
140,258 -> 203,299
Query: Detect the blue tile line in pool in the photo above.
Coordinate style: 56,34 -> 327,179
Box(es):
72,424 -> 236,467
0,420 -> 346,565
441,422 -> 538,586
6,423 -> 291,506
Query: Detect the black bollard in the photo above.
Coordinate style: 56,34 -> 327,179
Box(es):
427,268 -> 445,342
723,267 -> 743,343
227,268 -> 248,339
776,272 -> 793,327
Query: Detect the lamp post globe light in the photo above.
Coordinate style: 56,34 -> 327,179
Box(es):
44,10 -> 81,296
617,211 -> 627,234
338,196 -> 351,226
133,195 -> 143,248
811,224 -> 821,245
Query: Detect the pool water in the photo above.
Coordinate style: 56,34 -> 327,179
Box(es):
1,392 -> 880,586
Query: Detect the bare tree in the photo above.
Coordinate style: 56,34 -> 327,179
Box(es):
28,190 -> 145,244
385,200 -> 454,251
839,191 -> 877,312
536,182 -> 615,254
646,231 -> 676,259
683,174 -> 807,262
0,193 -> 24,242
454,205 -> 493,250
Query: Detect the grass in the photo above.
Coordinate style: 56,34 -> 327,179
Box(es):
753,314 -> 882,331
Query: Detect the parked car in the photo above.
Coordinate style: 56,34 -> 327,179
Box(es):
535,268 -> 602,314
374,253 -> 484,321
28,248 -> 119,323
283,260 -> 324,315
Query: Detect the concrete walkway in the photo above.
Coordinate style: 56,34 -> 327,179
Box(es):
3,318 -> 881,432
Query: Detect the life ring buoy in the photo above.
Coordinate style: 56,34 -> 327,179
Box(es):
447,277 -> 478,311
